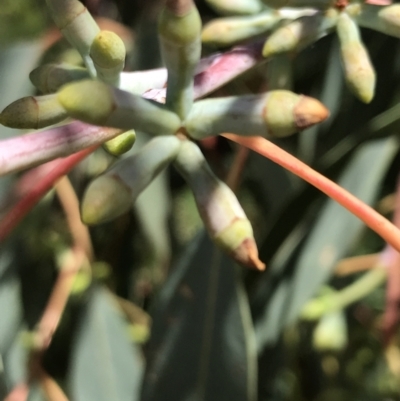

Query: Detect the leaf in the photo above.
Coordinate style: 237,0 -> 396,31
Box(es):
0,242 -> 23,355
68,286 -> 144,401
141,231 -> 257,401
253,137 -> 398,349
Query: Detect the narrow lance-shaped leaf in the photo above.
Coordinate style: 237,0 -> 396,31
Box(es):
45,0 -> 100,76
184,90 -> 329,139
141,231 -> 258,401
262,11 -> 338,57
174,139 -> 265,270
90,30 -> 126,86
158,0 -> 202,119
81,135 -> 182,225
0,94 -> 68,130
336,11 -> 376,103
58,80 -> 181,135
202,12 -> 282,47
68,286 -> 144,401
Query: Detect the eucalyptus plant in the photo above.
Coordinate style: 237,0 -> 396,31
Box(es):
1,0 -> 400,400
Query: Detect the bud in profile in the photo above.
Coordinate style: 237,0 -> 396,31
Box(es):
353,4 -> 400,39
205,0 -> 263,16
82,136 -> 181,225
29,63 -> 90,94
337,12 -> 376,103
174,139 -> 265,270
0,94 -> 68,129
184,90 -> 329,139
45,0 -> 100,75
58,80 -> 181,135
158,0 -> 202,118
90,30 -> 126,86
103,130 -> 136,156
262,12 -> 337,57
202,12 -> 281,47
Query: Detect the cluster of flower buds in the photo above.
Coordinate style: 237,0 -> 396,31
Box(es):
203,0 -> 400,103
0,0 -> 334,269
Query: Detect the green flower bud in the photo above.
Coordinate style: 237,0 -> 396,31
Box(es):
205,0 -> 263,16
352,4 -> 400,39
82,136 -> 181,225
159,0 -> 202,118
174,139 -> 265,270
337,12 -> 376,103
90,30 -> 126,86
262,11 -> 337,57
184,90 -> 329,139
45,0 -> 100,75
58,80 -> 181,135
29,63 -> 90,94
0,94 -> 68,129
103,130 -> 136,156
202,12 -> 281,47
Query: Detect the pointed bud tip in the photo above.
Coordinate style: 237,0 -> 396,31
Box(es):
81,175 -> 131,225
232,238 -> 265,271
0,97 -> 39,129
294,96 -> 330,130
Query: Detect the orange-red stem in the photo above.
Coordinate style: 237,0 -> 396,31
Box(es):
223,134 -> 400,252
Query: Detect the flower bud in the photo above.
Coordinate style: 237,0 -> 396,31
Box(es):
103,130 -> 136,156
45,0 -> 100,75
262,12 -> 337,57
159,0 -> 202,118
81,136 -> 181,225
184,90 -> 329,139
337,12 -> 375,103
205,0 -> 263,16
313,311 -> 347,351
90,30 -> 126,86
58,80 -> 181,135
174,139 -> 265,270
0,94 -> 68,129
202,12 -> 281,47
353,4 -> 400,39
29,63 -> 90,94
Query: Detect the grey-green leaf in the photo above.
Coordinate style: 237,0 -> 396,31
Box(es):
68,286 -> 144,401
141,231 -> 257,401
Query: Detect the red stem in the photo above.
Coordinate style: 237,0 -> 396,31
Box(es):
222,134 -> 400,252
0,146 -> 97,242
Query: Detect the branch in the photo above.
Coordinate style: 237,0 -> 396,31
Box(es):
222,134 -> 400,252
0,122 -> 120,177
0,146 -> 97,242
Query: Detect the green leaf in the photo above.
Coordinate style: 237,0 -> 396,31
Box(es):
253,137 -> 398,349
141,231 -> 257,401
0,244 -> 22,355
68,286 -> 144,401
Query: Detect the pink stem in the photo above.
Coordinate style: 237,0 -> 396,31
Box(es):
383,175 -> 400,345
0,146 -> 97,242
0,122 -> 120,176
223,134 -> 400,252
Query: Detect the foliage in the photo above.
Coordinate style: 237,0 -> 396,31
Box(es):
1,1 -> 400,401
